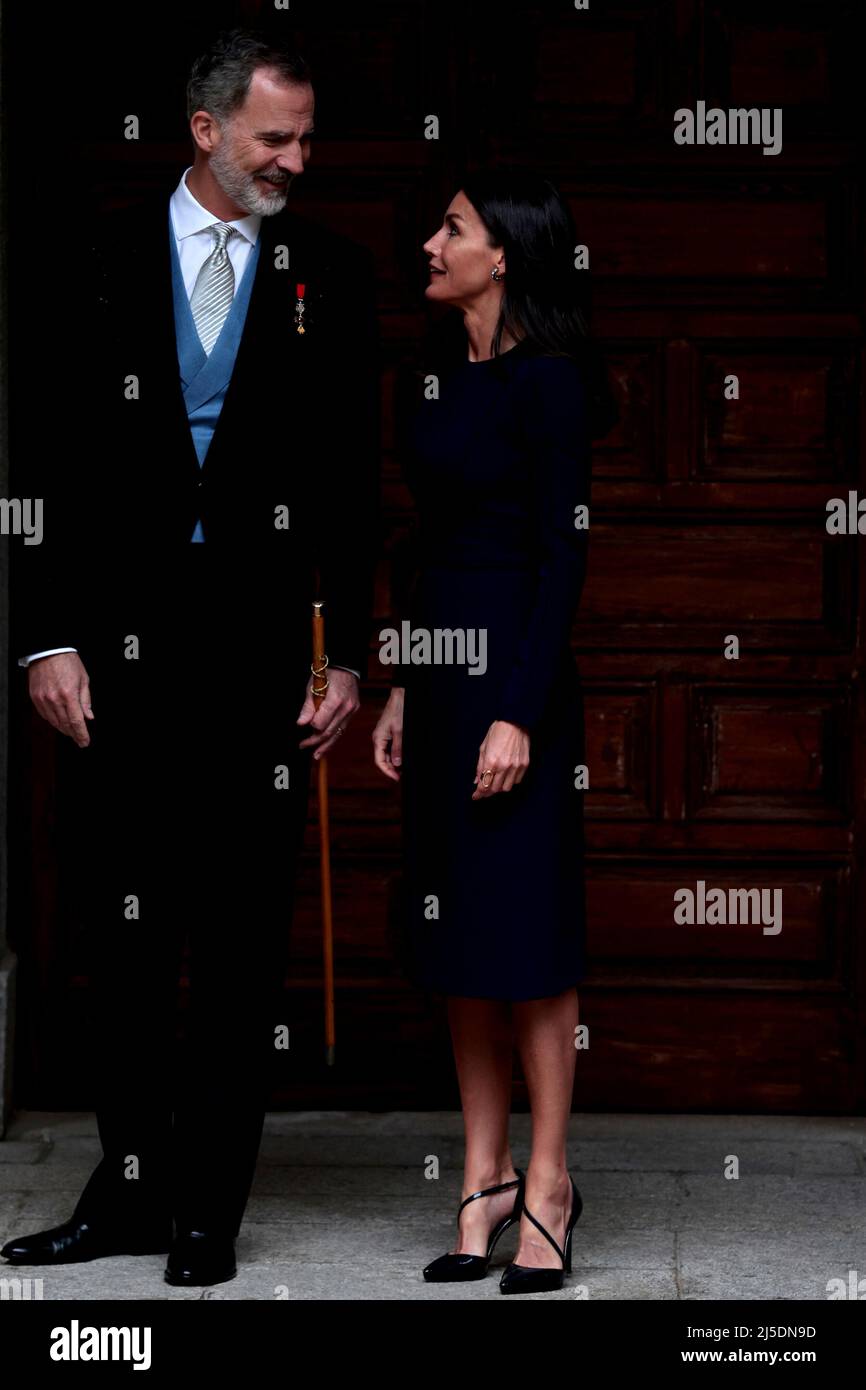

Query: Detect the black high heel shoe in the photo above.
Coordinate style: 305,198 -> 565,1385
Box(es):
423,1168 -> 525,1282
499,1175 -> 582,1294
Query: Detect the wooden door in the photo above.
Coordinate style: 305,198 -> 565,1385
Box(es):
12,0 -> 864,1111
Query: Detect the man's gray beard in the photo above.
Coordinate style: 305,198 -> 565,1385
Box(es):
209,142 -> 289,216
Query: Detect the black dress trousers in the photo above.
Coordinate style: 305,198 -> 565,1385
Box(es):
66,544 -> 313,1238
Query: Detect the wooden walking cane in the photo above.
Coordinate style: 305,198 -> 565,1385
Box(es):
311,599 -> 336,1066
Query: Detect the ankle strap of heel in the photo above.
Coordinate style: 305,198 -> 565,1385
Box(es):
519,1176 -> 577,1267
458,1166 -> 525,1215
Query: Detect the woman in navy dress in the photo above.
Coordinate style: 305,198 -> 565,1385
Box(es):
373,171 -> 614,1294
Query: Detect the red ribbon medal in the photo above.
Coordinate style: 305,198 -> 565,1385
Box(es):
294,282 -> 306,334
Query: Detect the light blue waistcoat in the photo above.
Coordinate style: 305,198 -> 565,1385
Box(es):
169,215 -> 262,540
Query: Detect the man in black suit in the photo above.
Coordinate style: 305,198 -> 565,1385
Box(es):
3,28 -> 379,1286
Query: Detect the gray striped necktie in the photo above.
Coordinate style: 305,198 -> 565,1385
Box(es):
190,222 -> 238,355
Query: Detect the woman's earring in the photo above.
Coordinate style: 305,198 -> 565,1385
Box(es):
491,267 -> 503,281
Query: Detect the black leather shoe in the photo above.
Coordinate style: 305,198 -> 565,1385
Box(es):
164,1231 -> 237,1287
423,1168 -> 525,1282
499,1175 -> 582,1294
1,1217 -> 173,1265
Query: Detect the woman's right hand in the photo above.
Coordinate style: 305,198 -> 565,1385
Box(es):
372,687 -> 405,781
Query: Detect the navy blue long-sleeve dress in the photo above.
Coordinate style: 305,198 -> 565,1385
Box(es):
391,337 -> 592,1001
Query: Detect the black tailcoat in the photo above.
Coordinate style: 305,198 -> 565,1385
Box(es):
16,186 -> 381,1237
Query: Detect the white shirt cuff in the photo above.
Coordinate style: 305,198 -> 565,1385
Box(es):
19,647 -> 78,668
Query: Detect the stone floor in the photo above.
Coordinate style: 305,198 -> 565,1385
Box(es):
1,1110 -> 864,1300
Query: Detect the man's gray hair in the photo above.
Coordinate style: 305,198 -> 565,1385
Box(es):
186,27 -> 312,123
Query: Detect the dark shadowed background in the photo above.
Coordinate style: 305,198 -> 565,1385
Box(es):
4,0 -> 865,1113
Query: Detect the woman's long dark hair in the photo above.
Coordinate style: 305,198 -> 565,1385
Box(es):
427,168 -> 618,439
